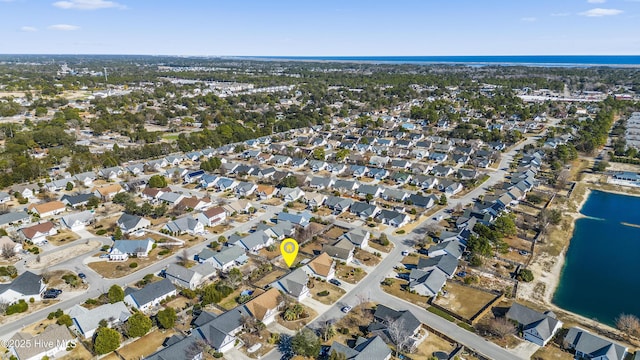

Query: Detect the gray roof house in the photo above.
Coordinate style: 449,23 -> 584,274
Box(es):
334,179 -> 360,192
163,216 -> 205,235
60,210 -> 94,230
349,201 -> 380,219
338,228 -> 371,249
144,335 -> 203,360
199,245 -> 248,271
428,239 -> 465,259
506,302 -> 563,346
409,268 -> 447,297
9,324 -> 75,360
325,196 -> 354,214
329,336 -> 392,360
270,268 -> 310,302
368,304 -> 424,350
117,213 -> 151,234
124,279 -> 177,312
109,239 -> 154,261
0,271 -> 45,304
70,301 -> 131,338
0,211 -> 31,228
417,254 -> 459,278
564,327 -> 627,360
60,193 -> 94,208
164,263 -> 216,290
237,231 -> 274,252
194,307 -> 249,352
323,239 -> 355,263
376,209 -> 410,228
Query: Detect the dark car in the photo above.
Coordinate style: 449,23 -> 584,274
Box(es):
43,289 -> 62,299
78,273 -> 86,279
329,279 -> 342,286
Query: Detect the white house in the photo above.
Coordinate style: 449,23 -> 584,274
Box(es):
109,239 -> 154,261
10,324 -> 75,360
0,271 -> 45,304
124,279 -> 177,313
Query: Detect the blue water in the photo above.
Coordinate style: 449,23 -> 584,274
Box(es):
553,190 -> 640,326
242,55 -> 640,67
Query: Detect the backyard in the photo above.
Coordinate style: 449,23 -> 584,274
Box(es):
434,281 -> 499,320
309,279 -> 346,305
46,229 -> 80,246
117,329 -> 176,360
335,264 -> 367,284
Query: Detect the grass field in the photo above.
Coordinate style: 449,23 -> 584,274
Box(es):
309,279 -> 346,305
336,264 -> 367,284
435,282 -> 497,320
412,329 -> 456,359
117,329 -> 176,360
46,229 -> 80,246
253,269 -> 287,288
381,278 -> 430,306
531,344 -> 574,360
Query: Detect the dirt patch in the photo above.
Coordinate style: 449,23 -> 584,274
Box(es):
324,226 -> 348,240
253,269 -> 287,288
308,279 -> 346,305
531,344 -> 574,360
354,248 -> 381,266
46,229 -> 81,246
27,241 -> 101,269
413,329 -> 456,359
117,329 -> 176,360
44,270 -> 89,291
262,198 -> 283,206
434,282 -> 498,320
59,342 -> 94,360
381,278 -> 430,307
335,264 -> 367,284
369,239 -> 394,253
209,224 -> 233,234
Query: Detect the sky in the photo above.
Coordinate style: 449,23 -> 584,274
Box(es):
0,0 -> 639,56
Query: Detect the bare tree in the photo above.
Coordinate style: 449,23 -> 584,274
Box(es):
36,254 -> 41,263
555,169 -> 570,190
616,314 -> 640,338
41,269 -> 52,284
386,317 -> 412,356
425,223 -> 443,237
319,320 -> 336,341
179,249 -> 190,266
1,243 -> 16,259
0,301 -> 8,315
454,202 -> 464,213
487,317 -> 516,339
184,339 -> 209,359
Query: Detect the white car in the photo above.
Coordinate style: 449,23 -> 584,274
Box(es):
341,306 -> 352,313
402,250 -> 410,256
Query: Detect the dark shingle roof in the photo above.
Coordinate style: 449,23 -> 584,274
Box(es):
125,279 -> 175,308
0,271 -> 42,297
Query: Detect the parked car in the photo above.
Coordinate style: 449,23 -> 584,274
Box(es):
43,289 -> 62,299
341,305 -> 352,313
329,279 -> 341,286
401,250 -> 410,256
78,273 -> 86,279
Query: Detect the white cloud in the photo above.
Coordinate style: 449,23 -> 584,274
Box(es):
53,0 -> 125,10
587,0 -> 606,3
551,12 -> 571,16
579,8 -> 623,16
48,24 -> 80,31
521,17 -> 537,22
20,26 -> 37,32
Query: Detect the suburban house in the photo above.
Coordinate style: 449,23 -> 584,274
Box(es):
184,170 -> 206,184
506,302 -> 563,346
243,288 -> 283,325
408,268 -> 447,297
164,263 -> 216,290
0,192 -> 9,204
198,245 -> 248,272
303,252 -> 336,280
28,201 -> 66,217
163,216 -> 205,235
18,221 -> 57,245
270,268 -> 310,301
339,228 -> 370,249
416,254 -> 459,278
0,271 -> 45,304
236,182 -> 258,197
158,192 -> 184,206
70,301 -> 131,339
11,184 -> 38,199
141,187 -> 168,202
194,307 -> 248,353
9,324 -> 75,360
200,174 -> 220,189
124,279 -> 177,313
427,239 -> 465,259
277,211 -> 312,228
376,209 -> 410,228
109,239 -> 154,261
60,210 -> 94,231
323,239 -> 355,263
369,305 -> 426,351
329,336 -> 392,360
176,196 -> 213,211
303,192 -> 327,209
563,327 -> 627,360
349,202 -> 380,220
279,187 -> 305,202
60,193 -> 94,208
92,183 -> 124,200
0,211 -> 31,229
256,184 -> 278,200
223,199 -> 253,215
117,213 -> 151,234
98,166 -> 123,180
196,207 -> 227,227
145,335 -> 203,360
325,196 -> 354,214
236,231 -> 274,252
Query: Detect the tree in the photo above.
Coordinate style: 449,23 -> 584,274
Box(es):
2,243 -> 16,259
107,285 -> 124,303
386,316 -> 412,356
179,249 -> 190,267
157,307 -> 177,329
113,227 -> 123,241
56,314 -> 73,327
87,196 -> 100,208
148,175 -> 168,188
378,233 -> 389,246
291,328 -> 321,358
615,314 -> 640,337
93,327 -> 120,355
279,175 -> 298,188
439,194 -> 448,205
312,147 -> 325,160
225,267 -> 243,287
493,213 -> 517,237
329,350 -> 347,360
594,161 -> 609,172
487,317 -> 516,339
320,321 -> 336,341
517,269 -> 534,282
65,182 -> 74,191
126,312 -> 152,338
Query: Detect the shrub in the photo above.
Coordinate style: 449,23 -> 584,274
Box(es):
29,297 -> 34,303
96,229 -> 107,235
85,298 -> 98,305
317,290 -> 330,297
213,352 -> 223,358
518,269 -> 534,282
158,249 -> 170,256
340,328 -> 349,335
6,300 -> 28,315
381,278 -> 394,286
129,262 -> 138,268
464,275 -> 478,285
469,254 -> 483,267
426,306 -> 455,322
395,230 -> 406,234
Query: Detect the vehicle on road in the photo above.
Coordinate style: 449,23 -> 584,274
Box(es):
329,279 -> 342,286
78,273 -> 86,279
401,250 -> 410,256
99,254 -> 110,258
341,305 -> 352,313
43,289 -> 62,299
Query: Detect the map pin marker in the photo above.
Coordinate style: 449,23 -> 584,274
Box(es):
280,238 -> 299,267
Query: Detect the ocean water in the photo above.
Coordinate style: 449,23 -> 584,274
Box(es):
243,55 -> 640,67
552,190 -> 640,326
